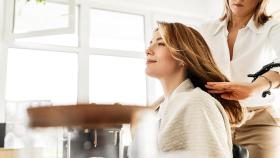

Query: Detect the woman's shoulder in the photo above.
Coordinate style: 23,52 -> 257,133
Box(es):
259,19 -> 280,42
266,18 -> 280,26
263,18 -> 280,32
170,88 -> 220,111
192,88 -> 221,108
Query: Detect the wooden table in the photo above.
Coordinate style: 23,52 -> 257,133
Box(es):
27,103 -> 150,128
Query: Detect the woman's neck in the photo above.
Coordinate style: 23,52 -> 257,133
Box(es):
229,14 -> 253,30
159,71 -> 186,99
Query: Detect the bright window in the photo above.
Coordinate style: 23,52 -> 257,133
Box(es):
14,6 -> 79,47
15,7 -> 79,47
6,48 -> 78,104
89,55 -> 146,105
90,9 -> 145,52
13,0 -> 74,34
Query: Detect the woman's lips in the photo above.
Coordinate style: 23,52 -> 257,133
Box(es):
233,3 -> 244,7
146,59 -> 158,64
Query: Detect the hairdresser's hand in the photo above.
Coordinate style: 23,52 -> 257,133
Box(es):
205,82 -> 256,100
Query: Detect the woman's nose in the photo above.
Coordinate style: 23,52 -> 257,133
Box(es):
146,46 -> 153,56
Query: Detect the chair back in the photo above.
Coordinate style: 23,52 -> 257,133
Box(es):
233,144 -> 249,158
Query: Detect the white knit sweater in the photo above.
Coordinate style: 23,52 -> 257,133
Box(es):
157,79 -> 232,158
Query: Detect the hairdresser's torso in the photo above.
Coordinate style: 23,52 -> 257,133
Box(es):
199,17 -> 280,107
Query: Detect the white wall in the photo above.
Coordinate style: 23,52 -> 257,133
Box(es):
0,0 -> 6,123
89,0 -> 224,19
99,0 -> 278,18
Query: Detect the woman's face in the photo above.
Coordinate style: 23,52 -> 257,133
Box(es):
145,31 -> 181,79
229,0 -> 260,17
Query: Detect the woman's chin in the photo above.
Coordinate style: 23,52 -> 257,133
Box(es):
145,70 -> 158,78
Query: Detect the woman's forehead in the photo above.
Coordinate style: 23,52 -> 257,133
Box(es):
152,31 -> 162,39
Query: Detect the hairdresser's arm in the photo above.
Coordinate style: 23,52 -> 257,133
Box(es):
205,70 -> 280,100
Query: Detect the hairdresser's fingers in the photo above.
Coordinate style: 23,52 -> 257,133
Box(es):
205,84 -> 233,91
206,82 -> 232,86
220,94 -> 238,100
207,89 -> 233,94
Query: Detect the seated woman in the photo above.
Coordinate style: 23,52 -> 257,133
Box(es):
143,22 -> 244,157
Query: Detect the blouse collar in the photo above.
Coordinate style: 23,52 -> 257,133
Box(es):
213,16 -> 264,36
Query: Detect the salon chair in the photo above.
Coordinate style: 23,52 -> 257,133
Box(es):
233,144 -> 249,158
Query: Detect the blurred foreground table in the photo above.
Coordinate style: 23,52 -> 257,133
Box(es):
27,103 -> 149,128
27,103 -> 150,158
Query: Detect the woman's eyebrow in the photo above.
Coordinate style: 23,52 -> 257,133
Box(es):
156,37 -> 163,41
149,37 -> 163,44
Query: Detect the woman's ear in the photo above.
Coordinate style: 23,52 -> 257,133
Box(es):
180,62 -> 185,67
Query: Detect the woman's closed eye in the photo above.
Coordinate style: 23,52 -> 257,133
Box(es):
157,42 -> 166,46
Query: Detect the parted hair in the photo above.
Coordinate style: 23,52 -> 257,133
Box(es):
156,22 -> 244,125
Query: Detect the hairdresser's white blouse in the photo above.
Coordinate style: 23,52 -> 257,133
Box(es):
158,79 -> 232,158
199,18 -> 280,107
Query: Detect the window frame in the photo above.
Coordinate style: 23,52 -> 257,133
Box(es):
2,0 -> 154,105
5,0 -> 76,40
78,2 -> 153,104
0,1 -> 217,157
0,0 -> 206,123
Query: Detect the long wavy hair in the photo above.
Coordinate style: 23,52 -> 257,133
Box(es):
156,22 -> 244,125
220,0 -> 272,27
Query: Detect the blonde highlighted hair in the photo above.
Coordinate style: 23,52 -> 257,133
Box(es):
220,0 -> 272,27
156,22 -> 244,125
